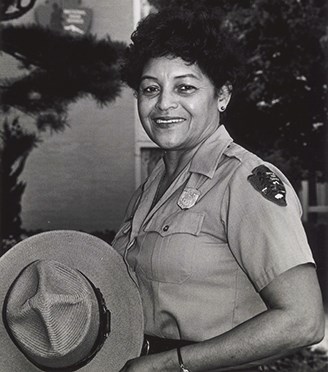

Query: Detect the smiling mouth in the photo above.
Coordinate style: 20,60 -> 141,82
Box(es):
153,117 -> 186,126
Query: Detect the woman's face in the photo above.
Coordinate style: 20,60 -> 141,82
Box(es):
137,56 -> 228,151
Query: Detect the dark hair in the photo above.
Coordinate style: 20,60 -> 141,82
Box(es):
121,8 -> 244,92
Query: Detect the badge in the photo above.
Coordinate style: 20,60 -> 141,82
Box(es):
178,187 -> 200,209
247,165 -> 287,206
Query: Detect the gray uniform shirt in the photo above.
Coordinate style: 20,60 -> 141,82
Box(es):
113,125 -> 314,341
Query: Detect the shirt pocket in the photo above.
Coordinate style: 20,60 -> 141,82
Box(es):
111,219 -> 132,256
136,211 -> 205,284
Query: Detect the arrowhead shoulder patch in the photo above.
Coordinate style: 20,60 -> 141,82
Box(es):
247,165 -> 287,206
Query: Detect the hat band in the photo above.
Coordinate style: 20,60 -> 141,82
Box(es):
3,270 -> 111,372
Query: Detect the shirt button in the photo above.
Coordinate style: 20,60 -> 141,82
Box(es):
163,225 -> 169,232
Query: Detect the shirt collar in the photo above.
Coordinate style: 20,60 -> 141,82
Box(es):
189,125 -> 233,179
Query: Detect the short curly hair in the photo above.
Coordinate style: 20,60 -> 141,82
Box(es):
121,7 -> 244,92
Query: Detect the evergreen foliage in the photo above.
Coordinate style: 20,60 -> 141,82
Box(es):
1,24 -> 126,115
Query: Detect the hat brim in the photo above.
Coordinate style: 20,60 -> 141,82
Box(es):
0,230 -> 144,372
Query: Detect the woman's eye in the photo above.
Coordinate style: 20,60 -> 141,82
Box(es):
177,85 -> 197,94
140,86 -> 160,95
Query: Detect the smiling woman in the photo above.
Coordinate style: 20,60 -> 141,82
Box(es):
114,7 -> 325,372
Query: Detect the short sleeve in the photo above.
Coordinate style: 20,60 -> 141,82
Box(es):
221,161 -> 315,291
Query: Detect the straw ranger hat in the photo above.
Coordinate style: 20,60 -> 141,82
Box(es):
0,230 -> 144,371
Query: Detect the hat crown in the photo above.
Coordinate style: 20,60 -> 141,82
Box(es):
5,260 -> 100,369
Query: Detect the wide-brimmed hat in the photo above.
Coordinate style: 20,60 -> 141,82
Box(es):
0,230 -> 144,371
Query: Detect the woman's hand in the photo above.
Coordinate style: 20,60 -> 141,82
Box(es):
120,349 -> 179,372
119,356 -> 153,372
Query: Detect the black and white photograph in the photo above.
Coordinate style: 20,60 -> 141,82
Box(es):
0,1 -> 327,371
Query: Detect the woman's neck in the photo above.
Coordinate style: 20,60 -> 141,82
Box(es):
151,145 -> 201,207
163,145 -> 200,179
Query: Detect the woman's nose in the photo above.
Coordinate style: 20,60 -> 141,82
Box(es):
155,91 -> 178,111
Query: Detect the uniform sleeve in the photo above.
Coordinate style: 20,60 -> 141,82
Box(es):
221,160 -> 315,292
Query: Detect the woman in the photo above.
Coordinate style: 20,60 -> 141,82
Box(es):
114,8 -> 325,372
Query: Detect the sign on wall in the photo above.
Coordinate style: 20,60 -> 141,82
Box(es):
35,0 -> 92,35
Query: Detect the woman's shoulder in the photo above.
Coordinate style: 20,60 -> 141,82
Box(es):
222,142 -> 301,210
223,142 -> 288,183
224,142 -> 262,170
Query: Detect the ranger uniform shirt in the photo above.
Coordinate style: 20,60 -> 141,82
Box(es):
112,125 -> 314,341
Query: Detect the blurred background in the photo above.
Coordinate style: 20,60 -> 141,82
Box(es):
0,0 -> 327,367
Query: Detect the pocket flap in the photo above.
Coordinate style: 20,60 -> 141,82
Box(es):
144,211 -> 204,237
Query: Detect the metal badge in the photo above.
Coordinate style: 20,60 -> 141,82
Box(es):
178,187 -> 200,209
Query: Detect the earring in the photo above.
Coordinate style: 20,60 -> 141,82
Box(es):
220,106 -> 226,112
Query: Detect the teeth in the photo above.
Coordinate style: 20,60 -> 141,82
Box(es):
155,118 -> 184,124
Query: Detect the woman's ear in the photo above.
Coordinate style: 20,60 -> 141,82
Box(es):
217,84 -> 232,112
